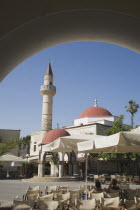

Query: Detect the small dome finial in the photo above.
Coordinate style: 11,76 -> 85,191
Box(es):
94,98 -> 98,107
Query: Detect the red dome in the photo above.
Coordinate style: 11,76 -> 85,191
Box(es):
78,106 -> 112,118
42,129 -> 70,144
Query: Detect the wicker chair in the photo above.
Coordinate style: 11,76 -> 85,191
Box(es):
134,196 -> 140,209
26,186 -> 41,198
110,175 -> 116,180
100,175 -> 106,184
77,198 -> 96,210
39,193 -> 54,201
80,185 -> 86,192
26,193 -> 39,201
124,200 -> 137,210
127,189 -> 138,200
94,175 -> 99,182
52,191 -> 63,200
104,191 -> 120,198
101,196 -> 121,209
59,185 -> 69,193
13,200 -> 35,210
134,176 -> 140,184
26,186 -> 40,194
69,190 -> 80,205
119,184 -> 130,190
45,185 -> 58,194
38,200 -> 60,210
57,192 -> 71,209
27,186 -> 40,191
90,192 -> 104,203
61,192 -> 70,201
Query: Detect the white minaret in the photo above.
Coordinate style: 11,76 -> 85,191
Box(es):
40,63 -> 56,133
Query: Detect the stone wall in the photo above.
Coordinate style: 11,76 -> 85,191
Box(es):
0,129 -> 20,155
65,124 -> 96,135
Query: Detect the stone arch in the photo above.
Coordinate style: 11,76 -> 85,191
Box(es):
1,9 -> 140,81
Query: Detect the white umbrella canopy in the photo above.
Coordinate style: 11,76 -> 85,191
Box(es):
0,153 -> 27,162
41,131 -> 140,200
42,131 -> 140,154
77,131 -> 140,153
77,131 -> 140,199
42,135 -> 96,153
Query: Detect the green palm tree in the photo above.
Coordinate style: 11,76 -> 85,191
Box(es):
126,100 -> 139,128
0,139 -> 19,156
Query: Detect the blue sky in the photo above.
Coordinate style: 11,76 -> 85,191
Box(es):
0,41 -> 140,137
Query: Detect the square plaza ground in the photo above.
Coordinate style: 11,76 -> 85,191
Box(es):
1,179 -> 140,203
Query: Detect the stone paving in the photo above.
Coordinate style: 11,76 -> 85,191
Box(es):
0,179 -> 140,204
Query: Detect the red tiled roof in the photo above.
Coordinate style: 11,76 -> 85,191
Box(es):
42,128 -> 70,144
78,106 -> 112,118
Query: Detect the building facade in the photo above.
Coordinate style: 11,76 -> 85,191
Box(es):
29,63 -> 125,178
0,129 -> 20,156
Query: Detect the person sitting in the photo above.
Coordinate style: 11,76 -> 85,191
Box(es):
107,178 -> 120,192
89,180 -> 103,193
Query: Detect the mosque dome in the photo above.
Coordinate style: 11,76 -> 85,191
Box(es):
78,99 -> 112,119
42,128 -> 70,144
78,103 -> 112,119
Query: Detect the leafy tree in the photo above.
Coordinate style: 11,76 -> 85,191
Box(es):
125,100 -> 139,129
0,139 -> 19,156
19,135 -> 31,154
90,115 -> 135,162
105,115 -> 130,136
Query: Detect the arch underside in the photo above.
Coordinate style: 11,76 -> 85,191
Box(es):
0,9 -> 140,81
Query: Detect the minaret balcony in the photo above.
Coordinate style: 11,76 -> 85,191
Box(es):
40,85 -> 56,95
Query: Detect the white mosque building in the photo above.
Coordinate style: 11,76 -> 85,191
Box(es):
29,63 -> 120,178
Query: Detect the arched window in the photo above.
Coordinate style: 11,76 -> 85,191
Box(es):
34,142 -> 37,152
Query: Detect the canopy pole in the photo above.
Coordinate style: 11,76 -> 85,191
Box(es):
85,153 -> 88,200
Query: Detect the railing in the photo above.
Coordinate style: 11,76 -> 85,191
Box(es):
40,85 -> 56,92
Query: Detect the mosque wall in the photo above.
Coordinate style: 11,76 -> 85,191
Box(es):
96,124 -> 111,135
65,124 -> 97,135
65,123 -> 111,136
74,116 -> 117,126
30,132 -> 42,156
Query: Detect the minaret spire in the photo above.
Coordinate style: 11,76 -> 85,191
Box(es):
94,98 -> 98,107
40,63 -> 56,133
45,62 -> 53,75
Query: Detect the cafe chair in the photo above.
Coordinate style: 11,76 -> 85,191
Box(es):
77,198 -> 96,210
45,185 -> 58,194
59,185 -> 69,193
124,199 -> 137,210
90,192 -> 104,203
100,197 -> 121,209
13,200 -> 35,210
39,193 -> 54,201
104,191 -> 120,198
27,186 -> 40,191
127,189 -> 138,200
134,196 -> 140,209
38,200 -> 60,210
69,190 -> 80,204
